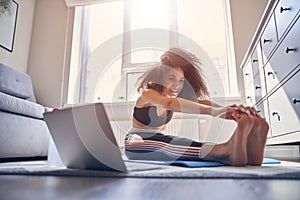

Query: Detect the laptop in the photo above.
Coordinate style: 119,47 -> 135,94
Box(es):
44,103 -> 160,172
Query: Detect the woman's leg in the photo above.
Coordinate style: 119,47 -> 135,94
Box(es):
125,112 -> 265,166
125,132 -> 203,161
246,116 -> 269,165
201,112 -> 254,166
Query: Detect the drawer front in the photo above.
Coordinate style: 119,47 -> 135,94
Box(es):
265,16 -> 300,93
256,101 -> 272,138
281,68 -> 300,117
251,42 -> 263,77
245,82 -> 255,106
253,70 -> 267,105
275,0 -> 300,39
256,100 -> 266,120
268,69 -> 300,137
261,13 -> 278,63
243,60 -> 254,88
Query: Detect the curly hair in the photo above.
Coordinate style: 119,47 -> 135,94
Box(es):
136,48 -> 209,101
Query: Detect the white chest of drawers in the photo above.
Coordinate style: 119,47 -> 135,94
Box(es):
241,0 -> 300,144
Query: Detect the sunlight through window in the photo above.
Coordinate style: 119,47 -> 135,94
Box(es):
69,0 -> 238,104
130,0 -> 170,30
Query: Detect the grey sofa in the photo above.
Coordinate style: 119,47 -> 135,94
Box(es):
0,63 -> 50,159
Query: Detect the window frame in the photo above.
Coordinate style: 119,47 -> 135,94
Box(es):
121,0 -> 178,69
121,0 -> 179,101
69,0 -> 239,104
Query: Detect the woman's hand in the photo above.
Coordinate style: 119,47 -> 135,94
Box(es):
229,104 -> 261,117
212,106 -> 241,118
214,105 -> 252,120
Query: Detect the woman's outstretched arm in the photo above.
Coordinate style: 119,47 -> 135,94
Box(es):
138,89 -> 237,116
197,99 -> 223,108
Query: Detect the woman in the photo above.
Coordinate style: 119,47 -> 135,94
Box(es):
125,48 -> 269,166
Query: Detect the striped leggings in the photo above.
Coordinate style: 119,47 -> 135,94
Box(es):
125,132 -> 204,161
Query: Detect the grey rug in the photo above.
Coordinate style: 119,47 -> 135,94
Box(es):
1,160 -> 300,179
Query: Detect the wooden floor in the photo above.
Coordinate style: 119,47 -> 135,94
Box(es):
1,175 -> 300,200
0,157 -> 300,200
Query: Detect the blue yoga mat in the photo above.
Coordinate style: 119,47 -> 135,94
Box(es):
125,158 -> 281,168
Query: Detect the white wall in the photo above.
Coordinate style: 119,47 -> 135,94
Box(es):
230,0 -> 269,68
0,0 -> 35,73
27,0 -> 74,107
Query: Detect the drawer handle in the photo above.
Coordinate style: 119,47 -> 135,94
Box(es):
292,98 -> 300,104
255,86 -> 261,90
285,47 -> 297,53
247,96 -> 252,101
280,7 -> 291,13
245,73 -> 250,76
263,39 -> 272,43
267,72 -> 275,79
272,112 -> 281,121
252,59 -> 258,63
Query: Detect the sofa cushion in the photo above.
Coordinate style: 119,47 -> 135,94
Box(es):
0,63 -> 36,102
0,92 -> 44,119
0,111 -> 50,158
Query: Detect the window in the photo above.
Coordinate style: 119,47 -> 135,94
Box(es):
125,0 -> 172,65
68,0 -> 238,104
68,1 -> 124,104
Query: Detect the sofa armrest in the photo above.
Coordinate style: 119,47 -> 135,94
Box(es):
0,63 -> 36,102
0,92 -> 44,119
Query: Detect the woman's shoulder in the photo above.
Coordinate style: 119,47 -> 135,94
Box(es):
139,88 -> 161,99
135,88 -> 164,107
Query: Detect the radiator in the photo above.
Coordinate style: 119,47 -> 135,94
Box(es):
110,121 -> 131,147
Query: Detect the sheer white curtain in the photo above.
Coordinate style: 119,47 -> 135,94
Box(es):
65,0 -> 121,7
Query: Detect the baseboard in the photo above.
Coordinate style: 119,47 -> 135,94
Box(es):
264,145 -> 300,158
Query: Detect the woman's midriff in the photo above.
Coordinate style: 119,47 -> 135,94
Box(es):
132,117 -> 166,131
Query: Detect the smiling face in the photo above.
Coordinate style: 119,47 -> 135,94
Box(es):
162,67 -> 185,98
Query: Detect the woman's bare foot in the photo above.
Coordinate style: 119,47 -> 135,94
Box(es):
201,112 -> 253,166
246,116 -> 269,165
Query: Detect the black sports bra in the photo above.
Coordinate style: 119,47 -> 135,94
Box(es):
133,106 -> 174,127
